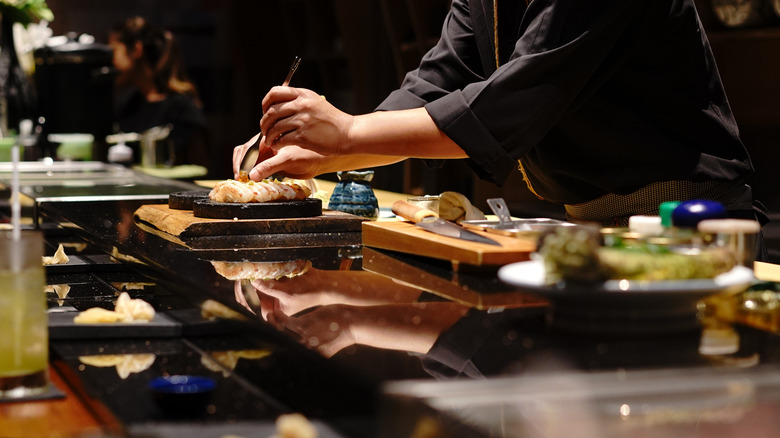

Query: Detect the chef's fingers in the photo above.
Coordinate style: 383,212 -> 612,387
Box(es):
232,132 -> 262,178
261,85 -> 300,114
249,146 -> 317,181
233,280 -> 256,315
248,137 -> 278,181
257,293 -> 279,321
260,103 -> 299,148
261,87 -> 325,147
248,146 -> 284,181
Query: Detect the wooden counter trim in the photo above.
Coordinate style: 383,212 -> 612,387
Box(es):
0,362 -> 121,438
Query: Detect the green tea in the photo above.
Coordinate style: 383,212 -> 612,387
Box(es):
0,267 -> 48,377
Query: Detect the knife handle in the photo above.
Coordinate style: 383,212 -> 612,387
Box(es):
392,200 -> 437,223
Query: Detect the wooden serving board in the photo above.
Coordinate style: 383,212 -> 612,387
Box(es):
134,203 -> 364,238
362,220 -> 536,266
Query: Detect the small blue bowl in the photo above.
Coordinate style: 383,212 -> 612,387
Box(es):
148,375 -> 216,417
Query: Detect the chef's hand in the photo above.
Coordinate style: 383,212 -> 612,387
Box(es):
265,304 -> 357,358
250,269 -> 326,316
261,86 -> 353,155
232,132 -> 259,179
247,141 -> 329,181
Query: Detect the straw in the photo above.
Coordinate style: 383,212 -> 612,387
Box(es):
11,143 -> 20,241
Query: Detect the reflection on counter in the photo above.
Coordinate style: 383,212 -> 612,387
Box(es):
382,365 -> 780,438
79,353 -> 156,379
234,262 -> 469,359
201,349 -> 272,378
211,259 -> 313,281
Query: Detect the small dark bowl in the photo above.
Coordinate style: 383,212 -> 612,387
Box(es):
148,375 -> 216,417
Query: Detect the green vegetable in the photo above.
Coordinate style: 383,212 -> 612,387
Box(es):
539,226 -> 737,284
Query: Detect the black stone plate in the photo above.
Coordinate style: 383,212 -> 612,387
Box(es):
192,198 -> 322,220
168,190 -> 212,210
48,310 -> 182,339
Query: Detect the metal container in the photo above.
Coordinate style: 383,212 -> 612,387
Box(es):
461,217 -> 572,238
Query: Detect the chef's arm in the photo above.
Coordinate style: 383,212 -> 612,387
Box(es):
348,302 -> 470,354
345,108 -> 469,159
251,87 -> 468,180
270,301 -> 470,357
251,269 -> 426,316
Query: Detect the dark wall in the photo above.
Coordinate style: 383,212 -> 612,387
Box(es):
41,0 -> 780,204
694,0 -> 780,210
44,0 -> 402,185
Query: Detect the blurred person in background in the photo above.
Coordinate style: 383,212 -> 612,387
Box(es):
109,16 -> 209,169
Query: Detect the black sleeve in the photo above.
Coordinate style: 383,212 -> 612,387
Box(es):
378,0 -> 658,185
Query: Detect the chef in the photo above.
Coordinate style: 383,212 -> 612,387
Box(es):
236,0 -> 767,255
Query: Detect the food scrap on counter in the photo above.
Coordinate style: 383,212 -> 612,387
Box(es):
78,354 -> 157,379
42,244 -> 70,265
272,413 -> 317,438
73,292 -> 155,324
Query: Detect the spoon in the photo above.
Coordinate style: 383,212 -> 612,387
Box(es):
240,56 -> 302,174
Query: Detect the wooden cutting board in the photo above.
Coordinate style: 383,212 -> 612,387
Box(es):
362,220 -> 536,266
135,204 -> 365,237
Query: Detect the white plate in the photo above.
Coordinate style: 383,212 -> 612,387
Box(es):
498,259 -> 755,333
498,259 -> 755,296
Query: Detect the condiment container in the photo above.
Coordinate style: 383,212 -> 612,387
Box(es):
327,170 -> 380,219
148,375 -> 215,417
671,199 -> 727,228
659,201 -> 681,228
628,215 -> 664,235
407,195 -> 440,215
698,218 -> 761,268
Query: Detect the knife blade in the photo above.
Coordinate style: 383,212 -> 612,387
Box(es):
392,200 -> 502,246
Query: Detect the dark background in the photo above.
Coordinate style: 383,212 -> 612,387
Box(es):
42,0 -> 780,216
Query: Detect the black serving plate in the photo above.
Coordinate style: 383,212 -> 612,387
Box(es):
192,198 -> 322,220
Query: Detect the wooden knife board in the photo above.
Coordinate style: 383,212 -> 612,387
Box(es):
362,220 -> 536,266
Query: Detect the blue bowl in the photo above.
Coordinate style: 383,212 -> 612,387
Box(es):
148,375 -> 216,417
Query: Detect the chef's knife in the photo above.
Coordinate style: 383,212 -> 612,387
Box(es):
392,200 -> 502,246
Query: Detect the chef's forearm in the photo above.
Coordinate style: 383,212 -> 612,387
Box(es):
351,302 -> 470,354
346,108 -> 468,159
315,154 -> 407,174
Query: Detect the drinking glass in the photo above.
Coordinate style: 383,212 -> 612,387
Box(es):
0,230 -> 49,398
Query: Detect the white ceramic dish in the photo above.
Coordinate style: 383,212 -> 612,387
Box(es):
498,259 -> 754,296
497,259 -> 755,334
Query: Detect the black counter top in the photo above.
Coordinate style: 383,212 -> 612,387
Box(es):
30,195 -> 780,438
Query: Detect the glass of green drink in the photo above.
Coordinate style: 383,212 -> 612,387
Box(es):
0,230 -> 49,399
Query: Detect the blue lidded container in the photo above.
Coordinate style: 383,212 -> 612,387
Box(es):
148,375 -> 216,417
671,199 -> 727,228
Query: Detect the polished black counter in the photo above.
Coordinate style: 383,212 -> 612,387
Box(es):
20,185 -> 780,438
